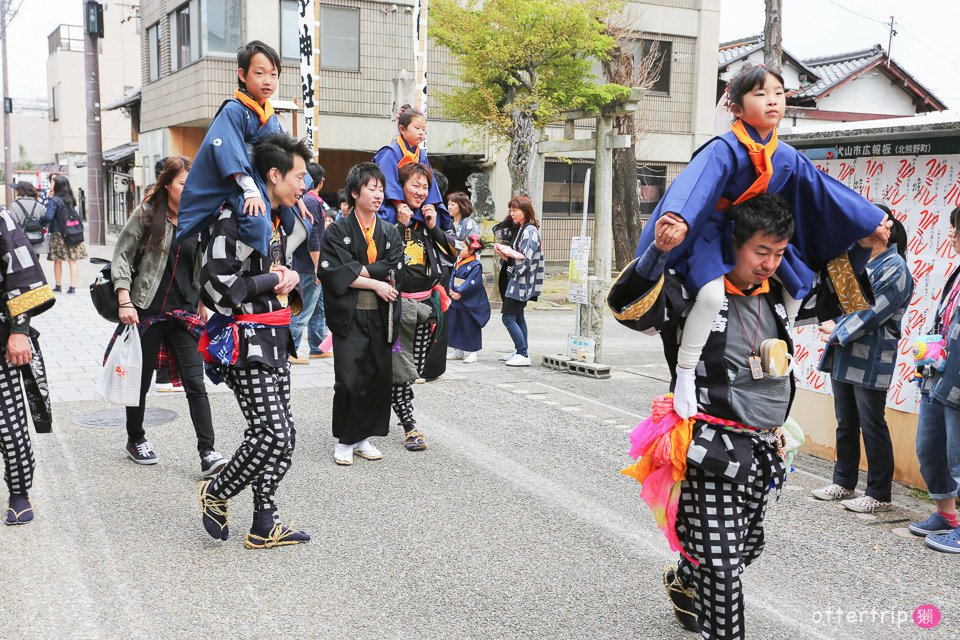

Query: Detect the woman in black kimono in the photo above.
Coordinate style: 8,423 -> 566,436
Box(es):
319,163 -> 404,466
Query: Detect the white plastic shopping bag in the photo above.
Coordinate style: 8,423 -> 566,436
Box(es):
99,326 -> 143,406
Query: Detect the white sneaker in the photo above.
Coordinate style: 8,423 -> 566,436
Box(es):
334,443 -> 354,466
447,349 -> 465,360
811,484 -> 855,501
841,495 -> 893,513
155,382 -> 183,393
353,438 -> 383,461
498,351 -> 516,361
463,352 -> 478,363
504,354 -> 531,367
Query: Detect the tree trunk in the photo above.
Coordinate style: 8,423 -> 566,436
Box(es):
611,112 -> 641,270
507,108 -> 538,195
763,0 -> 783,73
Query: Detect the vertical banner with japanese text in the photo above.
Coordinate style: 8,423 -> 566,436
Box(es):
793,139 -> 960,414
412,0 -> 428,115
298,0 -> 319,152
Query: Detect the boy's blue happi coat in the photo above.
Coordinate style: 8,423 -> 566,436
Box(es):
176,98 -> 281,256
636,122 -> 884,299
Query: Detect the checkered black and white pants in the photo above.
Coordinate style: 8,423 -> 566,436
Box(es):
209,362 -> 295,513
0,358 -> 33,495
674,440 -> 785,640
391,322 -> 432,429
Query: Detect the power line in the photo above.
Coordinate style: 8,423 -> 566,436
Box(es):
895,23 -> 960,74
823,0 -> 887,26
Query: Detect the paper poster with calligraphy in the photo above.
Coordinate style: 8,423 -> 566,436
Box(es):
298,0 -> 318,152
793,147 -> 960,414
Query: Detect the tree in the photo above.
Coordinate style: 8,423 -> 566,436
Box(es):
763,0 -> 783,72
601,28 -> 663,269
432,0 -> 630,195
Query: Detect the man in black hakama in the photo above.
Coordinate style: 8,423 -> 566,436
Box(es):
319,163 -> 404,466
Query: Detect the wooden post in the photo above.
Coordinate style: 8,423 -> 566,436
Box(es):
762,0 -> 783,73
591,113 -> 614,363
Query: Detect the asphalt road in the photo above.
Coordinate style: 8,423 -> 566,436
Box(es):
2,308 -> 956,639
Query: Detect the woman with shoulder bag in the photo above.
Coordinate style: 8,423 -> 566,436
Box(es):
109,157 -> 227,476
493,195 -> 544,367
41,176 -> 87,293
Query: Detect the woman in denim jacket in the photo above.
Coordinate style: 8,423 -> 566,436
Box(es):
110,157 -> 226,477
911,205 -> 960,553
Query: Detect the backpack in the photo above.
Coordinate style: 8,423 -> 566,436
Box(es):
13,199 -> 43,245
59,199 -> 85,245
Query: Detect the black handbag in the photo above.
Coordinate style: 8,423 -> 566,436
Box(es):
89,257 -> 120,323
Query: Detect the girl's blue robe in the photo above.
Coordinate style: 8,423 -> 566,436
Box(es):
176,97 -> 282,256
373,138 -> 451,230
636,122 -> 884,299
448,259 -> 490,352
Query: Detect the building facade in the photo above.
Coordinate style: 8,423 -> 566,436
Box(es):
136,0 -> 720,265
46,2 -> 141,216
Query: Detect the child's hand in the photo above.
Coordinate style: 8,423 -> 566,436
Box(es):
653,213 -> 687,252
243,196 -> 267,217
450,291 -> 461,300
297,199 -> 314,223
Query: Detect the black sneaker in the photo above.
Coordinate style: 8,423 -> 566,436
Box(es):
67,286 -> 76,294
52,285 -> 61,293
663,566 -> 700,633
200,450 -> 228,478
125,439 -> 158,465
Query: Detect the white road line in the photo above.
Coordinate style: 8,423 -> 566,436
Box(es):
531,381 -> 645,419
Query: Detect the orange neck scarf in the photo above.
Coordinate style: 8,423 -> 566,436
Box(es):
717,119 -> 779,211
235,89 -> 275,127
397,135 -> 421,168
724,276 -> 771,297
355,212 -> 378,264
455,254 -> 477,271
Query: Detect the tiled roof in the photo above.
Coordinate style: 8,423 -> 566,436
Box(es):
717,34 -> 820,81
794,45 -> 884,99
718,35 -> 761,68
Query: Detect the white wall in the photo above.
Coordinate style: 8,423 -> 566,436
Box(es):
245,0 -> 282,50
818,71 -> 918,115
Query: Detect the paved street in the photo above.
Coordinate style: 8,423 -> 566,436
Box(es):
2,251 -> 956,639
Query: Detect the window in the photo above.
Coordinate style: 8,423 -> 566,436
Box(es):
319,5 -> 359,71
147,23 -> 160,80
543,161 -> 595,217
202,0 -> 241,57
637,164 -> 666,220
281,0 -> 300,61
50,84 -> 60,122
638,39 -> 672,94
169,2 -> 199,71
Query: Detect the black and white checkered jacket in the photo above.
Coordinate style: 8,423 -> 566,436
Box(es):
504,224 -> 544,302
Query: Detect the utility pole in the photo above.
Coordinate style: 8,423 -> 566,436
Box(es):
84,0 -> 105,245
762,0 -> 783,73
1,0 -> 11,207
886,16 -> 896,67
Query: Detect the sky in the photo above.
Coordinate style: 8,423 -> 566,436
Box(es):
6,0 -> 83,103
7,0 -> 960,111
719,0 -> 960,111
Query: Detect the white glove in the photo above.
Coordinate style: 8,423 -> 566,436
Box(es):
673,366 -> 697,419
